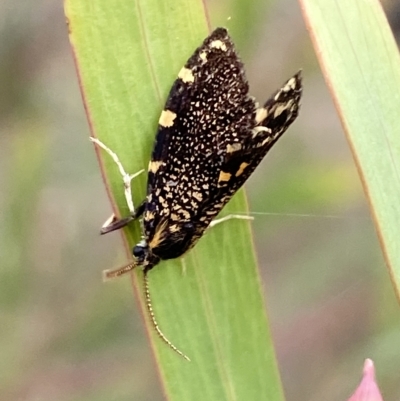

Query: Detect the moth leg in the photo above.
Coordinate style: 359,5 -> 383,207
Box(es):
100,201 -> 145,235
209,214 -> 254,228
90,137 -> 145,234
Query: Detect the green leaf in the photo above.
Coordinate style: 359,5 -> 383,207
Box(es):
300,0 -> 400,300
64,1 -> 284,400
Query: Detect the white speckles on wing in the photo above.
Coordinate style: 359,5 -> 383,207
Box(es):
143,29 -> 302,261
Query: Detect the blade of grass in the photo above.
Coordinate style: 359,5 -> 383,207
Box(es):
300,0 -> 400,300
64,0 -> 285,400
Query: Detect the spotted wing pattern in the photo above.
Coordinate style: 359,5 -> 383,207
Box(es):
143,28 -> 302,261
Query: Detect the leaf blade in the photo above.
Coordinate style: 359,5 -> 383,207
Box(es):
300,0 -> 400,299
65,1 -> 285,400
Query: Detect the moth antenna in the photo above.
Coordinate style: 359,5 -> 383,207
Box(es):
143,271 -> 190,361
103,263 -> 136,281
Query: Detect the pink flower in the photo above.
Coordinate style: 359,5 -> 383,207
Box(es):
348,359 -> 383,401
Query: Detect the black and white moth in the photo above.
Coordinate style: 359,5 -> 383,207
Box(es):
93,27 -> 302,360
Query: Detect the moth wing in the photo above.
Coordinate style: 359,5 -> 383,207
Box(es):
144,29 -> 302,250
216,71 -> 302,192
144,28 -> 256,239
192,72 -> 302,234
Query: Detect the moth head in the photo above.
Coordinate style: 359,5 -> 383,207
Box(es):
133,239 -> 147,263
132,239 -> 160,270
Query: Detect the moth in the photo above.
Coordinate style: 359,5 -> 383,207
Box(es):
93,27 -> 302,360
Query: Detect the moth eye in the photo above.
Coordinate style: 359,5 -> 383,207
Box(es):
133,244 -> 147,262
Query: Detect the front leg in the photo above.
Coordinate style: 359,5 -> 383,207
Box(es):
100,200 -> 146,234
90,137 -> 145,234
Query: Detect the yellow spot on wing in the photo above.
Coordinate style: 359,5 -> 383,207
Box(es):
178,67 -> 194,83
273,104 -> 289,118
235,162 -> 249,177
192,191 -> 203,201
218,171 -> 231,183
199,51 -> 207,61
255,108 -> 268,124
148,160 -> 164,173
226,143 -> 242,153
252,126 -> 271,137
210,40 -> 227,51
159,110 -> 177,127
181,210 -> 191,219
261,137 -> 272,146
283,77 -> 297,91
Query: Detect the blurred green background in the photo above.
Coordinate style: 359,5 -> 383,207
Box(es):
1,0 -> 400,400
